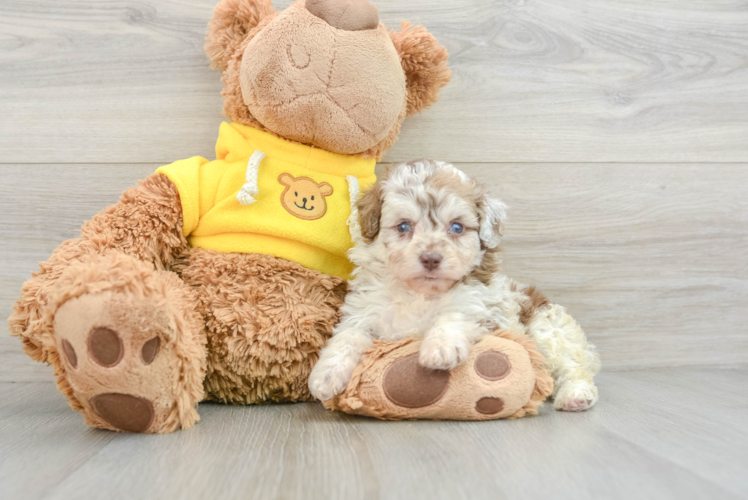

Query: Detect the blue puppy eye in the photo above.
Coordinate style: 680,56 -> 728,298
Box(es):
397,222 -> 411,233
450,222 -> 464,234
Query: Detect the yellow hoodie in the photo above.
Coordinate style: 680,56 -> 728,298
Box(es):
156,122 -> 376,280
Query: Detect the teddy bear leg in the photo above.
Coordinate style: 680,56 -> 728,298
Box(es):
50,252 -> 206,433
325,330 -> 553,420
177,249 -> 346,405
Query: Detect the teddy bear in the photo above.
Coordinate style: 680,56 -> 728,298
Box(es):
8,0 -> 452,433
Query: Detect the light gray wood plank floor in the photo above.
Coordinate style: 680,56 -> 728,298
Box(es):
1,367 -> 746,500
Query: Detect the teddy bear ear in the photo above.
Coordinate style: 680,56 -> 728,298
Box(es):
389,21 -> 452,116
205,0 -> 275,71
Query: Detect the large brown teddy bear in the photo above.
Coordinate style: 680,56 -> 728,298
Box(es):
8,0 -> 451,433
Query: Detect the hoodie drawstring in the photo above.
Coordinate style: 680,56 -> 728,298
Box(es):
236,150 -> 266,206
346,175 -> 363,245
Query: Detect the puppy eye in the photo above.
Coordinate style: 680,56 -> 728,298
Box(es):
450,222 -> 464,234
311,196 -> 315,201
397,222 -> 411,233
295,192 -> 298,197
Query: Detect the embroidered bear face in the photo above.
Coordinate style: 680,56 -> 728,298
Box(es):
278,173 -> 334,221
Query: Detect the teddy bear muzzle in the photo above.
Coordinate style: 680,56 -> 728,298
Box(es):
305,0 -> 380,31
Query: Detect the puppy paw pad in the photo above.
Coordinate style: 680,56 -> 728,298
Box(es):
474,351 -> 511,381
88,327 -> 124,367
61,339 -> 78,369
90,393 -> 155,433
555,380 -> 598,412
475,397 -> 505,415
141,337 -> 161,365
383,353 -> 450,408
557,398 -> 594,412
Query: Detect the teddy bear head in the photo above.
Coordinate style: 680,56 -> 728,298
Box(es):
206,0 -> 451,159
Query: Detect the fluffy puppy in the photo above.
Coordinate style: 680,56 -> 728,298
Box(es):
309,160 -> 600,411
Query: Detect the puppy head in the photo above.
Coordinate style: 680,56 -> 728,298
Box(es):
357,160 -> 506,295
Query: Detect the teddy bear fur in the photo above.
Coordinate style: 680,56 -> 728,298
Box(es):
8,0 -> 451,433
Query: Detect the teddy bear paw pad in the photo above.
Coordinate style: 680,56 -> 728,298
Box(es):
382,353 -> 450,408
90,393 -> 155,433
475,396 -> 504,415
54,291 -> 182,433
88,327 -> 125,367
474,351 -> 511,381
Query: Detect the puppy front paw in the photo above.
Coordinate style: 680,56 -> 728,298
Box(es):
554,380 -> 599,412
418,336 -> 470,371
309,357 -> 357,402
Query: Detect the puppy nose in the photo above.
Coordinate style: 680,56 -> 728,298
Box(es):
420,253 -> 443,271
306,0 -> 380,31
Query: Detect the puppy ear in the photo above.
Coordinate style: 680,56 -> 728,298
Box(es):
357,182 -> 384,243
205,0 -> 275,71
389,22 -> 452,116
477,194 -> 507,249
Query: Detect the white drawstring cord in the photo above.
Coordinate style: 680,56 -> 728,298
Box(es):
236,150 -> 266,205
346,175 -> 363,244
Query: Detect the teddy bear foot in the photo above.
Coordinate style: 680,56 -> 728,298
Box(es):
324,330 -> 553,420
54,288 -> 203,433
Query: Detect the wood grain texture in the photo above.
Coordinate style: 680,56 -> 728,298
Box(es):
1,368 -> 747,500
2,163 -> 747,381
1,0 -> 748,164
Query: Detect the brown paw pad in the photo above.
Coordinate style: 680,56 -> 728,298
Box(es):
475,397 -> 505,415
474,351 -> 511,381
383,353 -> 450,408
141,337 -> 160,365
88,327 -> 124,367
90,393 -> 155,433
61,339 -> 78,369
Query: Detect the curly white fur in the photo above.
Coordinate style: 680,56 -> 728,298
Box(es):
308,160 -> 600,411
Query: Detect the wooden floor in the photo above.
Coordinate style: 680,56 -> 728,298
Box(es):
1,368 -> 747,500
2,0 -> 748,498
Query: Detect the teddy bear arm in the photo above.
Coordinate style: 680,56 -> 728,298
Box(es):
79,173 -> 187,267
8,174 -> 187,363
